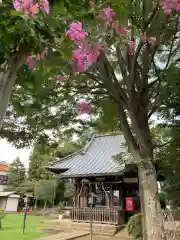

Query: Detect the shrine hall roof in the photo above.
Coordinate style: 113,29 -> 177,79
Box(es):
49,134 -> 126,178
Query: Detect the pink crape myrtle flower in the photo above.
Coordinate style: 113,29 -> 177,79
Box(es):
176,3 -> 180,10
100,6 -> 116,24
160,0 -> 180,15
76,100 -> 92,115
26,56 -> 36,69
26,50 -> 46,69
66,22 -> 88,43
13,0 -> 50,15
128,40 -> 135,55
40,0 -> 50,14
72,42 -> 101,72
13,0 -> 39,15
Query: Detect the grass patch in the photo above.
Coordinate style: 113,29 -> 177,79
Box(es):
0,214 -> 47,240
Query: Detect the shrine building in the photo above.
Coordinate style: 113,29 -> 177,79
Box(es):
48,134 -> 142,225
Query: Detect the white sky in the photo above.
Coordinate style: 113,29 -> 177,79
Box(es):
0,139 -> 31,169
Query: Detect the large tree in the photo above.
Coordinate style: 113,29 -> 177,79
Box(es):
7,157 -> 26,189
28,142 -> 53,181
34,179 -> 57,209
1,1 -> 180,239
51,1 -> 179,239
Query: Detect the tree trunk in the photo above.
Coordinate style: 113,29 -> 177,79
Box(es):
138,170 -> 147,239
115,104 -> 173,239
0,54 -> 26,130
0,65 -> 17,130
43,200 -> 47,215
34,199 -> 38,212
138,158 -> 178,240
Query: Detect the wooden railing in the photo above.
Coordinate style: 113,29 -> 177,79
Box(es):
70,207 -> 124,225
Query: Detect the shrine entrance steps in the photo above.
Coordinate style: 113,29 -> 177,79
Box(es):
36,231 -> 132,240
34,231 -> 89,240
41,219 -> 125,236
38,219 -> 132,239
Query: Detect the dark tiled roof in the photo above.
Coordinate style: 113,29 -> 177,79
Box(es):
49,134 -> 126,178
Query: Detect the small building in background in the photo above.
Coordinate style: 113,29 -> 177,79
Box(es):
0,191 -> 20,212
0,161 -> 9,191
0,161 -> 20,212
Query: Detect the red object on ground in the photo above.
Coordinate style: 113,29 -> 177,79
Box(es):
125,197 -> 134,211
27,208 -> 33,213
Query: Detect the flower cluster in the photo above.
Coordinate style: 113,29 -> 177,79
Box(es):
160,0 -> 180,15
13,0 -> 50,15
100,6 -> 116,25
26,55 -> 36,69
26,50 -> 46,69
66,22 -> 88,44
76,100 -> 92,115
66,21 -> 101,72
72,42 -> 102,72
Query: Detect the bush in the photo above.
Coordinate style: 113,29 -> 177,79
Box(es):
176,224 -> 180,236
0,209 -> 6,229
127,213 -> 142,240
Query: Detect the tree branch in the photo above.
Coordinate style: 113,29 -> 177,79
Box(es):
143,2 -> 159,31
164,15 -> 180,69
96,52 -> 128,106
116,43 -> 128,80
130,2 -> 159,95
147,60 -> 164,118
116,103 -> 139,157
148,79 -> 158,88
104,57 -> 128,103
148,89 -> 161,119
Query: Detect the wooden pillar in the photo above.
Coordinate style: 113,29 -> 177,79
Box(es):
110,184 -> 113,208
118,184 -> 125,225
80,184 -> 89,208
119,185 -> 124,209
79,183 -> 83,208
75,179 -> 80,207
83,184 -> 89,207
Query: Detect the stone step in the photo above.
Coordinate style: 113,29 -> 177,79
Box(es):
54,221 -> 124,236
35,231 -> 89,240
40,219 -> 128,237
75,235 -> 131,240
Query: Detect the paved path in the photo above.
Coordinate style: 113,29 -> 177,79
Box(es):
70,229 -> 132,240
36,229 -> 131,240
35,231 -> 89,240
75,236 -> 131,240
